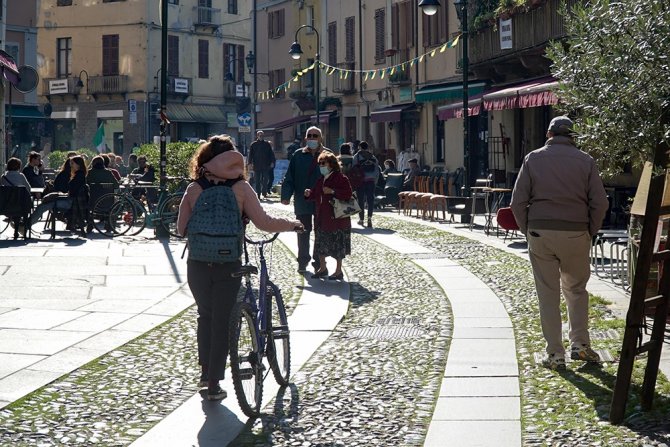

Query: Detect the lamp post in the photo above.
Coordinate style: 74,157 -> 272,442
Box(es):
76,69 -> 89,92
288,25 -> 320,125
225,56 -> 251,155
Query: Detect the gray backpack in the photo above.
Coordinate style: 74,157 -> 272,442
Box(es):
187,177 -> 243,264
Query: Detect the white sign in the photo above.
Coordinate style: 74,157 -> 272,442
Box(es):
128,99 -> 137,124
236,84 -> 248,97
239,126 -> 251,133
49,79 -> 69,94
174,78 -> 189,94
499,18 -> 513,50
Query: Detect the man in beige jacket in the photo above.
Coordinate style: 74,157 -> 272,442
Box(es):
511,116 -> 609,370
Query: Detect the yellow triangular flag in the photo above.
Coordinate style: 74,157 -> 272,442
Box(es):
449,35 -> 460,47
419,55 -> 425,63
430,49 -> 436,57
440,43 -> 448,53
380,69 -> 385,79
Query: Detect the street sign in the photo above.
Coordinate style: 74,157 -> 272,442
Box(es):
239,126 -> 251,133
235,84 -> 248,97
128,99 -> 137,124
237,112 -> 252,127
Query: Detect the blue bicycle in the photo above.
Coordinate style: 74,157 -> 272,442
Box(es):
229,233 -> 291,418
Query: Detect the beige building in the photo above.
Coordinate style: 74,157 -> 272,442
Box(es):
36,0 -> 251,158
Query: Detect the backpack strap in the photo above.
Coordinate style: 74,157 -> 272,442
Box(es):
196,176 -> 242,190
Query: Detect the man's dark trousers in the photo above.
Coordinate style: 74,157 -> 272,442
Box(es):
254,169 -> 272,196
296,213 -> 317,268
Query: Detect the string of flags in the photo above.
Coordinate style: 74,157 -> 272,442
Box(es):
255,34 -> 461,100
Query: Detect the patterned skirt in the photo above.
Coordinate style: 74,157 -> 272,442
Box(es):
314,228 -> 352,260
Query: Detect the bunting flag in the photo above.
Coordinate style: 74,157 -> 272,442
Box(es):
255,34 -> 461,100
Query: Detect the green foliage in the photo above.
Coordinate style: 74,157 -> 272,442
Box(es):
547,0 -> 670,176
134,142 -> 199,178
48,148 -> 98,170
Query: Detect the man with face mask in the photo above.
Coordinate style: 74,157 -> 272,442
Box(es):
281,126 -> 332,273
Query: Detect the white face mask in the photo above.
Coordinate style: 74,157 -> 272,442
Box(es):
319,166 -> 331,176
306,140 -> 319,149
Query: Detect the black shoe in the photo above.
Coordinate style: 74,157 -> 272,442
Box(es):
311,269 -> 328,279
207,384 -> 227,401
328,272 -> 344,280
198,373 -> 208,388
297,264 -> 308,273
311,260 -> 320,271
367,219 -> 373,228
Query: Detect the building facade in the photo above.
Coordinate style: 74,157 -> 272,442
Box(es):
36,0 -> 251,159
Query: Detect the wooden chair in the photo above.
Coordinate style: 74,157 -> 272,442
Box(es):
429,174 -> 448,221
0,185 -> 32,239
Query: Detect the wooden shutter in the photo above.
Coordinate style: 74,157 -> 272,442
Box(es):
391,3 -> 399,50
439,8 -> 448,42
345,16 -> 355,62
102,34 -> 119,76
328,21 -> 337,66
237,44 -> 245,82
278,9 -> 285,37
268,11 -> 275,38
198,39 -> 209,79
168,35 -> 179,75
374,8 -> 385,62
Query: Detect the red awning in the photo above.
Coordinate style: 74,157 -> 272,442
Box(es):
369,103 -> 415,123
258,114 -> 311,132
0,49 -> 19,85
483,78 -> 558,111
437,93 -> 484,121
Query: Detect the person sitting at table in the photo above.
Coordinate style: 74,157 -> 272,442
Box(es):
53,157 -> 73,193
403,158 -> 421,191
1,157 -> 32,190
382,159 -> 398,177
131,155 -> 157,206
30,156 -> 88,229
101,154 -> 122,181
87,155 -> 120,189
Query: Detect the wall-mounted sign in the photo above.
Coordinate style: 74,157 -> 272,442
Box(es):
499,18 -> 513,50
49,79 -> 69,94
174,78 -> 189,94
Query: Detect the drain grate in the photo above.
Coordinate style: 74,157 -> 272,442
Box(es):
348,324 -> 427,340
376,316 -> 421,325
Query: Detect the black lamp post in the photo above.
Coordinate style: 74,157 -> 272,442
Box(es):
76,69 -> 89,91
289,25 -> 320,125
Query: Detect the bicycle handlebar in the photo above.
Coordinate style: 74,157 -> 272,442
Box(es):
244,233 -> 280,245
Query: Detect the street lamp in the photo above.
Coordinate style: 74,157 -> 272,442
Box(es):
76,69 -> 89,91
288,25 -> 320,124
420,0 -> 469,192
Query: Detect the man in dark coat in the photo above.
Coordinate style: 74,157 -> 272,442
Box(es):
248,130 -> 275,199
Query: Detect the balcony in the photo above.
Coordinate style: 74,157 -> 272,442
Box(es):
42,77 -> 80,97
194,5 -> 221,29
88,75 -> 128,97
332,62 -> 356,94
387,48 -> 411,85
468,0 -> 579,79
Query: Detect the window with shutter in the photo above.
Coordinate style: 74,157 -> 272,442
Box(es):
102,34 -> 119,76
269,68 -> 286,98
198,40 -> 209,79
374,8 -> 386,63
328,22 -> 337,66
345,17 -> 355,62
278,9 -> 285,38
422,9 -> 448,47
237,45 -> 245,81
168,35 -> 179,76
402,1 -> 415,48
228,0 -> 238,14
391,3 -> 399,50
57,37 -> 72,78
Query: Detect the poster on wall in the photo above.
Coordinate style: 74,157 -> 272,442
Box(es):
499,18 -> 513,50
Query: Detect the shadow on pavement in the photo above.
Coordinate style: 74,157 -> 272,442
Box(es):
196,396 -> 244,447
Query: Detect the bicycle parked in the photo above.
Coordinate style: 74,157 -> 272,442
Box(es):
229,233 -> 291,418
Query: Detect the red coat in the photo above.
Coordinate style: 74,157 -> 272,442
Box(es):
310,171 -> 353,231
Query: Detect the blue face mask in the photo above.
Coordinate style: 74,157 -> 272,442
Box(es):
319,166 -> 331,176
306,140 -> 319,149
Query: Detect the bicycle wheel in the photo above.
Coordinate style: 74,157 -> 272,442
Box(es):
265,284 -> 291,386
229,301 -> 263,418
90,193 -> 119,237
126,198 -> 147,236
107,196 -> 136,236
0,217 -> 9,236
158,193 -> 183,238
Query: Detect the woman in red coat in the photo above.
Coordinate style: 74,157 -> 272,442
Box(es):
304,151 -> 353,280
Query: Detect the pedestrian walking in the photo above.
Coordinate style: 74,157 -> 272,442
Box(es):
177,135 -> 303,401
280,126 -> 332,273
248,131 -> 275,199
510,116 -> 609,370
352,141 -> 380,228
304,151 -> 353,280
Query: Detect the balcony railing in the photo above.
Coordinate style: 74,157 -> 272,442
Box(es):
88,75 -> 128,95
332,62 -> 355,94
469,0 -> 579,65
195,6 -> 221,26
388,48 -> 411,85
42,77 -> 80,96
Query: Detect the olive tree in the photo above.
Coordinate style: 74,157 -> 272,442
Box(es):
546,0 -> 670,176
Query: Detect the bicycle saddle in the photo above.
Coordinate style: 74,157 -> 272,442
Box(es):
231,265 -> 258,277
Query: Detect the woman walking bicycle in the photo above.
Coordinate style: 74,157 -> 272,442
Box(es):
177,135 -> 303,401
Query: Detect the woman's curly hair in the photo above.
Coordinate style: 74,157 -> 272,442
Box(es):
189,135 -> 237,179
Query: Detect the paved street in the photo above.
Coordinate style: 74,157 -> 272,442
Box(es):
1,203 -> 670,446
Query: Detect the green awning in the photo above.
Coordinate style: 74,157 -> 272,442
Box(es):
165,104 -> 195,122
6,105 -> 44,119
415,81 -> 486,103
186,104 -> 228,123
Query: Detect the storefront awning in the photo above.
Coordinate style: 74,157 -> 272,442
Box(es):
186,105 -> 228,123
165,104 -> 195,122
6,105 -> 44,119
369,103 -> 415,123
483,78 -> 558,111
258,115 -> 311,132
310,110 -> 337,124
436,94 -> 484,121
415,81 -> 486,104
0,49 -> 19,85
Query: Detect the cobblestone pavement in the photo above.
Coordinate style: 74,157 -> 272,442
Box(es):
3,207 -> 670,446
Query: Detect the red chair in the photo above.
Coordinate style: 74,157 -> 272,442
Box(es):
496,207 -> 520,241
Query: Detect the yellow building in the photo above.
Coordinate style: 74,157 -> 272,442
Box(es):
36,0 -> 251,158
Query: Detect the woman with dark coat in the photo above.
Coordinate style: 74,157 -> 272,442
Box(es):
31,156 -> 88,227
304,151 -> 353,280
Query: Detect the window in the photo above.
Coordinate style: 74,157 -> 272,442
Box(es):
422,8 -> 448,47
268,9 -> 285,39
198,40 -> 209,78
228,0 -> 237,14
306,6 -> 315,33
269,68 -> 285,99
374,8 -> 386,63
102,34 -> 119,76
327,22 -> 337,66
5,43 -> 19,67
168,0 -> 179,4
57,37 -> 72,78
345,16 -> 355,63
57,0 -> 73,6
392,1 -> 415,50
102,0 -> 125,3
167,35 -> 179,76
223,43 -> 245,82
